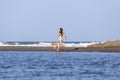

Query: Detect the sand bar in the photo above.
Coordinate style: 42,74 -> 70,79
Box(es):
0,46 -> 120,52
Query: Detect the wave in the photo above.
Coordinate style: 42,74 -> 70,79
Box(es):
0,41 -> 99,47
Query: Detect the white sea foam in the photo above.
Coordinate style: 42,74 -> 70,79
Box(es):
0,42 -> 99,47
65,42 -> 99,47
38,42 -> 51,47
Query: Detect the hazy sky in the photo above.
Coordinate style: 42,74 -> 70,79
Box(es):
0,0 -> 120,41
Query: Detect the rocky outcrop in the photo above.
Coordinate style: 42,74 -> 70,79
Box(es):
88,40 -> 120,48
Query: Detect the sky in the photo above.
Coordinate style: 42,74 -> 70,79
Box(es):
0,0 -> 120,41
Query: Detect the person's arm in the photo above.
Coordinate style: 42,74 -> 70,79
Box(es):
58,33 -> 60,37
64,32 -> 67,40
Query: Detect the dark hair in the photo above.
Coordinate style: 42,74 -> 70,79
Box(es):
59,28 -> 63,36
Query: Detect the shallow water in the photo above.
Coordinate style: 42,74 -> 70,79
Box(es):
0,51 -> 120,80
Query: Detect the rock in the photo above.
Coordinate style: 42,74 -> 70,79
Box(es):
88,40 -> 120,48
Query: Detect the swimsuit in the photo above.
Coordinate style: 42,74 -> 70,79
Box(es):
58,36 -> 63,41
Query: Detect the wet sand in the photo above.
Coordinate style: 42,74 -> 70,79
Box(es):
0,46 -> 120,52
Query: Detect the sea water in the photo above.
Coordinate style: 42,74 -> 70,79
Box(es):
0,51 -> 120,80
0,41 -> 99,47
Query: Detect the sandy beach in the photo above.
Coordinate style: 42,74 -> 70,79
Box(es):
0,46 -> 76,52
0,46 -> 120,52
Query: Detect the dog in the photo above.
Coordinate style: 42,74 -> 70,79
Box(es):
51,43 -> 58,49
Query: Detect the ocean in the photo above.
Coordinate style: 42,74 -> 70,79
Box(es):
0,41 -> 99,47
0,51 -> 120,80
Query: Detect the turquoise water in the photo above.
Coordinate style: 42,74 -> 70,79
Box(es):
0,51 -> 120,80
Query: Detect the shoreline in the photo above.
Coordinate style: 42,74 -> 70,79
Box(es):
0,46 -> 120,52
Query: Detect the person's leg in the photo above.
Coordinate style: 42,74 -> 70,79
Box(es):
57,41 -> 64,51
56,42 -> 60,51
62,43 -> 66,48
61,42 -> 66,51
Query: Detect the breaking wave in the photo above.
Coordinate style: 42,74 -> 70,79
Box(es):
0,41 -> 99,47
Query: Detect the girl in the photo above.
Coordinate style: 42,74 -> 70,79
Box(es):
57,28 -> 67,51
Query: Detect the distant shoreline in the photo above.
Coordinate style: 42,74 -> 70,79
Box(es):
0,46 -> 120,52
